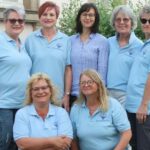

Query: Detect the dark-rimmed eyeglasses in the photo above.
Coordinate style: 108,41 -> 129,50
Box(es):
80,80 -> 95,86
140,18 -> 150,24
7,19 -> 25,25
32,85 -> 49,92
81,13 -> 95,18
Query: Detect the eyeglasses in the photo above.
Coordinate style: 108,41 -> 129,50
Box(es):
7,19 -> 25,25
140,18 -> 150,24
32,85 -> 49,92
80,80 -> 95,86
81,13 -> 95,18
115,18 -> 130,24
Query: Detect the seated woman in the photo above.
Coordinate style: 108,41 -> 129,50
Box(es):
13,73 -> 73,150
70,69 -> 131,150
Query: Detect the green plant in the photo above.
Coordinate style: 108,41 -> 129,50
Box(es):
59,0 -> 81,35
59,0 -> 147,39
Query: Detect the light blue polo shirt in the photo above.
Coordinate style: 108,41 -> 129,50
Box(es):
70,97 -> 130,150
126,39 -> 150,113
25,29 -> 71,100
0,31 -> 32,109
107,32 -> 143,91
13,103 -> 73,141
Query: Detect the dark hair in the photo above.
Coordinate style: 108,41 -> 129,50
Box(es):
38,1 -> 60,18
75,3 -> 100,33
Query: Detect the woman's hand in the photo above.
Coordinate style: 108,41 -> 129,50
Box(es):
50,136 -> 71,150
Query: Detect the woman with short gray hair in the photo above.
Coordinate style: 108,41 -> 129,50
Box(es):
107,5 -> 143,107
0,6 -> 31,150
126,5 -> 150,150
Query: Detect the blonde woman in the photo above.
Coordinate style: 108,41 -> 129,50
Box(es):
13,73 -> 72,150
70,69 -> 131,150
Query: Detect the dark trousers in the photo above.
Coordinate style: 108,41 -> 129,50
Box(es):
69,95 -> 77,108
0,109 -> 18,150
127,112 -> 150,150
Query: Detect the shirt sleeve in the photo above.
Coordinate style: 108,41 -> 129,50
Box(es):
111,98 -> 131,132
66,38 -> 71,66
56,107 -> 73,138
98,38 -> 109,86
13,108 -> 30,141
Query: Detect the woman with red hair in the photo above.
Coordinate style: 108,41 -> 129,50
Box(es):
25,1 -> 72,112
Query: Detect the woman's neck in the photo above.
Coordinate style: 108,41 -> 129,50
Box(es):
42,27 -> 57,41
145,33 -> 150,40
80,28 -> 91,42
35,103 -> 49,119
118,33 -> 130,47
86,94 -> 99,106
86,95 -> 100,116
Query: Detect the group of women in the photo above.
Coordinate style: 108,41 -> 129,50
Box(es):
0,1 -> 150,150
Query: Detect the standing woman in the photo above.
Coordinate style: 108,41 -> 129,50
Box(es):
25,1 -> 72,111
126,5 -> 150,150
0,7 -> 31,150
107,5 -> 143,106
70,3 -> 109,105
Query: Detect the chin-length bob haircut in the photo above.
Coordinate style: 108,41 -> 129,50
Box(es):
38,1 -> 60,19
25,73 -> 59,106
75,3 -> 100,34
78,69 -> 108,112
110,5 -> 137,30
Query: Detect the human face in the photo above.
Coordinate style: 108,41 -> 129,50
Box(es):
140,13 -> 150,36
80,75 -> 98,97
80,8 -> 96,30
5,11 -> 24,39
39,7 -> 57,29
31,79 -> 51,105
114,12 -> 132,35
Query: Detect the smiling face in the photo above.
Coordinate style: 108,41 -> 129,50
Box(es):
39,7 -> 57,29
140,13 -> 150,36
31,79 -> 51,105
114,12 -> 132,35
80,74 -> 98,97
80,8 -> 96,30
5,11 -> 24,39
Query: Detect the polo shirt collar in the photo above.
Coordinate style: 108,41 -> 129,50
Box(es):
144,38 -> 150,44
116,31 -> 135,41
81,100 -> 103,114
2,31 -> 21,43
29,103 -> 55,117
35,28 -> 64,39
81,101 -> 86,108
115,31 -> 137,48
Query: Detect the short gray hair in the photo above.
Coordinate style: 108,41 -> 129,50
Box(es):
3,6 -> 25,20
139,5 -> 150,18
110,5 -> 137,30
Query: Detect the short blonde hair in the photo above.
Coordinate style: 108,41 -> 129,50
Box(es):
25,73 -> 59,106
78,69 -> 109,112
